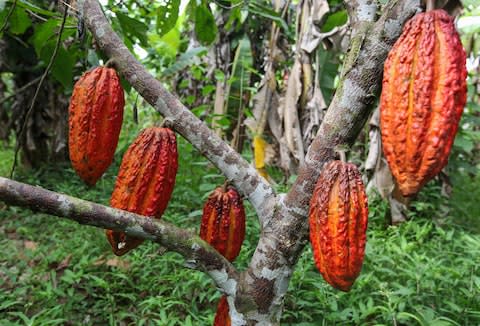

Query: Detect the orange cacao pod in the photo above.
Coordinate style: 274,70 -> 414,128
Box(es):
200,186 -> 246,262
380,9 -> 467,196
106,127 -> 178,256
68,66 -> 125,186
309,161 -> 368,292
213,296 -> 231,326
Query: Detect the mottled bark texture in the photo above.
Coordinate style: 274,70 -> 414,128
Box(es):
0,0 -> 421,324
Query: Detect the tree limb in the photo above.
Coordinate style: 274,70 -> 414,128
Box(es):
0,176 -> 239,294
78,0 -> 277,227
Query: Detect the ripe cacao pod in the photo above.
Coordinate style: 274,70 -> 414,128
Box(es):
200,186 -> 246,262
309,160 -> 368,292
106,127 -> 178,256
69,66 -> 125,186
380,9 -> 467,196
213,296 -> 231,326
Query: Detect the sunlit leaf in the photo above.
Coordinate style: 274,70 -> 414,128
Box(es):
194,3 -> 217,45
156,0 -> 180,37
116,11 -> 149,48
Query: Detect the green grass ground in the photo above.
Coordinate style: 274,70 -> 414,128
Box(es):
0,139 -> 479,325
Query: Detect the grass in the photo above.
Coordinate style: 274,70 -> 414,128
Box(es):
0,135 -> 479,325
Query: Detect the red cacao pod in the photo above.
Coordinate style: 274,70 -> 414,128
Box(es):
106,127 -> 178,256
200,186 -> 246,262
69,66 -> 125,186
309,161 -> 368,292
213,296 -> 231,326
380,9 -> 467,196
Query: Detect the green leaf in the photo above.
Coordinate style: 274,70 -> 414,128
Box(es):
454,134 -> 474,153
87,49 -> 100,67
115,12 -> 149,48
9,7 -> 32,34
248,2 -> 292,38
162,46 -> 207,76
39,43 -> 75,89
317,46 -> 340,105
51,46 -> 75,89
30,19 -> 58,57
194,3 -> 217,45
322,10 -> 348,32
224,37 -> 253,113
17,0 -> 56,17
156,0 -> 180,37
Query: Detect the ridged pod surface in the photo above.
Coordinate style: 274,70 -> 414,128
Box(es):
200,186 -> 246,262
213,296 -> 231,326
309,161 -> 368,292
106,127 -> 178,256
380,9 -> 467,196
69,66 -> 125,186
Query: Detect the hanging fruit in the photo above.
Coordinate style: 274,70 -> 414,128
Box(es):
68,66 -> 125,186
309,160 -> 369,292
200,185 -> 246,262
380,9 -> 467,196
106,127 -> 178,256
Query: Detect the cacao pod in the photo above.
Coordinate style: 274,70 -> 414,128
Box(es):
106,127 -> 178,256
200,186 -> 246,262
69,66 -> 125,186
380,9 -> 467,196
213,296 -> 231,326
309,160 -> 368,292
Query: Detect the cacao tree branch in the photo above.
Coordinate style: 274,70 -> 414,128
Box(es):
0,176 -> 240,293
78,0 -> 277,227
235,1 -> 421,323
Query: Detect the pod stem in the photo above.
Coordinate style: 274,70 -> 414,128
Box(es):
159,117 -> 174,129
426,0 -> 435,12
221,180 -> 229,192
105,59 -> 117,68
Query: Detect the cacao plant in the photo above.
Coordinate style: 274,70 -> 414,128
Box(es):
213,295 -> 231,326
309,160 -> 369,292
106,127 -> 178,256
380,9 -> 467,196
200,185 -> 246,262
68,66 -> 125,186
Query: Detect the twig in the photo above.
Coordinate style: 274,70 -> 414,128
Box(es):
26,9 -> 48,22
61,0 -> 80,14
0,0 -> 17,34
10,4 -> 69,178
0,76 -> 42,106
